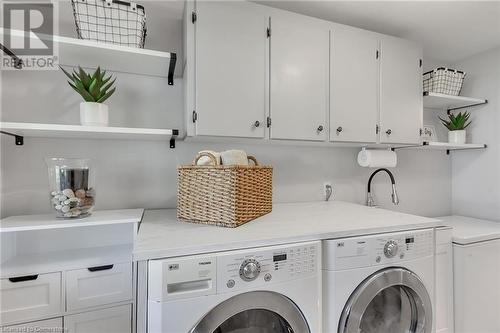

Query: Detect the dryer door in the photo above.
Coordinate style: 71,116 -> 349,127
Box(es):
339,268 -> 432,333
190,291 -> 310,333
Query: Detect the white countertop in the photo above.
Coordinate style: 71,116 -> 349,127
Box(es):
438,215 -> 500,245
0,209 -> 144,233
134,201 -> 440,261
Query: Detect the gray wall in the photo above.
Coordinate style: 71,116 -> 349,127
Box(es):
1,68 -> 451,218
0,2 -> 453,218
451,47 -> 500,221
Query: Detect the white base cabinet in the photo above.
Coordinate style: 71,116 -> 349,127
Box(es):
65,304 -> 132,333
0,213 -> 138,331
435,227 -> 454,333
454,239 -> 500,333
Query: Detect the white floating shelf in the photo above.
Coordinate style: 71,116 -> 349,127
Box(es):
423,141 -> 487,151
0,29 -> 177,83
0,208 -> 144,233
0,122 -> 180,146
394,141 -> 487,154
423,92 -> 487,111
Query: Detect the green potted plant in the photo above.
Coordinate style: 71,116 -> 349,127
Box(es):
439,111 -> 471,144
60,66 -> 116,127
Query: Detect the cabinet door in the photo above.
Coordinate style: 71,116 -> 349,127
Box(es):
195,1 -> 268,138
65,304 -> 132,333
454,240 -> 500,333
330,28 -> 378,143
270,14 -> 329,141
380,37 -> 422,144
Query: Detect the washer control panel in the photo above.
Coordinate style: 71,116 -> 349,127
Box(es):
324,229 -> 434,271
217,241 -> 320,293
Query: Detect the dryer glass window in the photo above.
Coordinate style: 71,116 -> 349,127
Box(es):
214,309 -> 294,333
339,268 -> 432,333
359,285 -> 413,333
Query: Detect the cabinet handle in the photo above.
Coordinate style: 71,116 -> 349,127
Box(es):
88,264 -> 114,272
317,125 -> 324,132
254,121 -> 260,128
336,126 -> 343,134
9,275 -> 38,283
386,129 -> 392,135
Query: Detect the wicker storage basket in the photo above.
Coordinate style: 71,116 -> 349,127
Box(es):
177,153 -> 273,228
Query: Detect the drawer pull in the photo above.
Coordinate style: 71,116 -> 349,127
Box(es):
88,264 -> 114,272
9,274 -> 39,283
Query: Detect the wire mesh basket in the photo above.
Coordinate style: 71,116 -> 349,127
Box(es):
71,0 -> 147,48
423,67 -> 466,96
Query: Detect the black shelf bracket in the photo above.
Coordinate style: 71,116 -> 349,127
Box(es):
170,129 -> 179,149
0,43 -> 23,69
1,131 -> 24,145
446,144 -> 487,155
168,53 -> 177,86
447,99 -> 488,115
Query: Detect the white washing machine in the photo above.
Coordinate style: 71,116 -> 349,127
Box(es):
323,229 -> 435,333
147,241 -> 321,333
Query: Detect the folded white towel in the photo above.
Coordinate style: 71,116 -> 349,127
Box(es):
220,150 -> 249,166
196,150 -> 221,166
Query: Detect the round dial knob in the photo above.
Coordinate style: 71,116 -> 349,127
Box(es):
384,240 -> 399,258
239,259 -> 261,282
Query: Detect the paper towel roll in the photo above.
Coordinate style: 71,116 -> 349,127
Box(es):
357,149 -> 397,168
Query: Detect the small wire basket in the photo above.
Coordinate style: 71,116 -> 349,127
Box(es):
71,0 -> 147,48
423,67 -> 466,96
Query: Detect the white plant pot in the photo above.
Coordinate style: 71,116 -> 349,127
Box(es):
80,102 -> 109,127
448,130 -> 466,144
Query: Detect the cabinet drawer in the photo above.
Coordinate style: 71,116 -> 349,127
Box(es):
0,272 -> 62,325
65,304 -> 132,333
66,262 -> 132,311
2,317 -> 63,331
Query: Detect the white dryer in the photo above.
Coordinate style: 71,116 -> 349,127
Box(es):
147,241 -> 321,333
323,229 -> 435,333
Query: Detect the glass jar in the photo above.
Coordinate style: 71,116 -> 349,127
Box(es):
45,158 -> 95,218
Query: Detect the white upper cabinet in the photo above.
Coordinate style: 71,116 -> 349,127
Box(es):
269,13 -> 329,141
379,37 -> 423,144
194,1 -> 268,138
330,27 -> 379,143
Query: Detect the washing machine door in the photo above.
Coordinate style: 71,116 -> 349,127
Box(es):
339,267 -> 432,333
190,291 -> 310,333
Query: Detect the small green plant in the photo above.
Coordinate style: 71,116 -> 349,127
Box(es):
60,66 -> 116,103
439,112 -> 471,131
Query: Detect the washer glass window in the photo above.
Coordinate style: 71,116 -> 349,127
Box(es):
191,291 -> 310,333
339,268 -> 432,333
214,309 -> 293,333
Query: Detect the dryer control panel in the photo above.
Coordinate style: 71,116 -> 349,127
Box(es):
323,228 -> 434,271
217,241 -> 320,293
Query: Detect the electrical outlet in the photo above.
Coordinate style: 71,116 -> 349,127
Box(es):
323,182 -> 333,201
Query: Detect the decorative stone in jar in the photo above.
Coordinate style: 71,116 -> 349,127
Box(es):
46,158 -> 95,218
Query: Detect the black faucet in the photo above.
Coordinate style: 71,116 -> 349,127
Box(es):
367,168 -> 399,207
